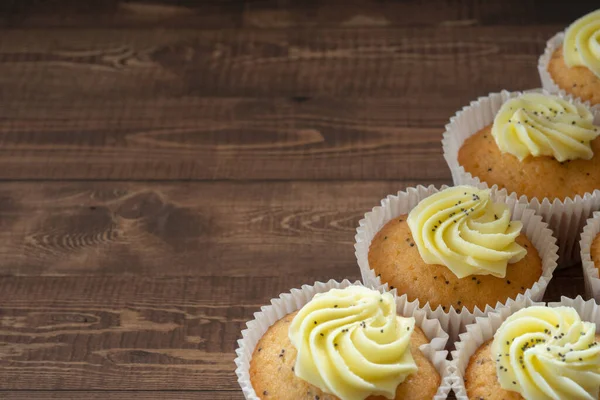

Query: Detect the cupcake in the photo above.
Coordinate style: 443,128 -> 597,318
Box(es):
581,211 -> 600,300
539,9 -> 600,105
355,185 -> 558,343
443,90 -> 600,266
234,280 -> 452,399
451,297 -> 600,400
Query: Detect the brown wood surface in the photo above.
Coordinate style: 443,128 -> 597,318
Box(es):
0,1 -> 595,399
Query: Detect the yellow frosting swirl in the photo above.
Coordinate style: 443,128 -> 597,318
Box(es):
564,9 -> 600,79
492,306 -> 600,400
289,286 -> 417,400
492,93 -> 599,162
407,186 -> 526,279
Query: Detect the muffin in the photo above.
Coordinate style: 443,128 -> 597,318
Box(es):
368,186 -> 540,312
443,90 -> 600,266
540,9 -> 600,105
355,184 -> 558,343
452,300 -> 600,400
235,280 -> 451,400
458,92 -> 600,200
581,211 -> 600,301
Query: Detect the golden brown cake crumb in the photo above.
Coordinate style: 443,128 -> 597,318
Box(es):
592,232 -> 600,276
458,125 -> 600,200
464,336 -> 600,400
465,340 -> 523,400
548,48 -> 600,105
249,311 -> 441,400
368,215 -> 542,312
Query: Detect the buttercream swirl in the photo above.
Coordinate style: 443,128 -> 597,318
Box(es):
492,306 -> 600,400
407,186 -> 526,279
289,286 -> 417,400
564,9 -> 600,79
492,93 -> 599,162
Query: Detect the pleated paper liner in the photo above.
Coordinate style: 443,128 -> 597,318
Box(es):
355,184 -> 559,345
538,32 -> 566,96
581,211 -> 600,300
539,31 -> 600,111
450,296 -> 600,400
234,279 -> 452,399
442,89 -> 600,267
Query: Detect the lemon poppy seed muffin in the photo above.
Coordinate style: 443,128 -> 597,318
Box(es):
367,186 -> 542,313
457,92 -> 600,201
248,286 -> 441,400
546,9 -> 600,105
464,306 -> 600,400
369,215 -> 541,312
249,312 -> 440,400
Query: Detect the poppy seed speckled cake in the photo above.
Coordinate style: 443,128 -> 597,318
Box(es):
540,9 -> 600,105
452,300 -> 600,400
355,184 -> 559,343
367,186 -> 541,313
235,281 -> 452,400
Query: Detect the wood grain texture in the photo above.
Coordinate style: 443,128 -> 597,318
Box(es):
0,25 -> 563,180
0,271 -> 584,391
0,26 -> 550,99
1,0 -> 597,28
0,181 -> 449,275
0,0 -> 243,29
0,96 -> 454,180
0,392 -> 242,400
242,0 -> 598,29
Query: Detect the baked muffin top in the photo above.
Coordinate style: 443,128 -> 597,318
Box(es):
249,286 -> 441,400
459,92 -> 600,200
368,186 -> 542,312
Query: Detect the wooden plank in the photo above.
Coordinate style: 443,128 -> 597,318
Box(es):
0,271 -> 583,391
0,180 -> 452,276
0,97 -> 453,180
0,1 -> 243,29
0,26 -> 561,180
0,27 -> 553,99
244,1 -> 598,29
1,0 -> 597,28
0,392 -> 242,400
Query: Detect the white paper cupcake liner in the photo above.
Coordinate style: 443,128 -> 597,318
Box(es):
450,296 -> 600,399
442,89 -> 600,267
538,32 -> 565,96
234,279 -> 452,400
355,184 -> 559,345
581,211 -> 600,300
538,32 -> 600,112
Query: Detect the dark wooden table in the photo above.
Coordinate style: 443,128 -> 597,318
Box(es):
0,1 -> 596,399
